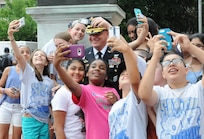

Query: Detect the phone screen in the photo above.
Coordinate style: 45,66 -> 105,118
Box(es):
79,18 -> 91,25
109,26 -> 120,39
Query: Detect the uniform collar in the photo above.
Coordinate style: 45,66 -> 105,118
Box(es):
93,46 -> 108,58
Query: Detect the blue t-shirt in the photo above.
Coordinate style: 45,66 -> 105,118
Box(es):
20,63 -> 54,123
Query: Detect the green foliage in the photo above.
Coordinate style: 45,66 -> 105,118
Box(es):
0,0 -> 37,41
0,0 -> 203,42
118,0 -> 203,41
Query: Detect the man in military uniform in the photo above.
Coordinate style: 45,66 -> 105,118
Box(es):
83,16 -> 124,97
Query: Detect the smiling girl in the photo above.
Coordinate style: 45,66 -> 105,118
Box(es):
53,43 -> 120,139
8,19 -> 54,139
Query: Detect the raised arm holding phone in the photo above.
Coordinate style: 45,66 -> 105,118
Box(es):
8,19 -> 54,139
138,31 -> 204,139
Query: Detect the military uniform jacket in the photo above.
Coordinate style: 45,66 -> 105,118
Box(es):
83,46 -> 124,96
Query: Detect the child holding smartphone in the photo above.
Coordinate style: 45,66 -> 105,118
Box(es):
107,36 -> 147,139
0,45 -> 31,139
8,19 -> 54,139
53,45 -> 120,139
138,32 -> 204,139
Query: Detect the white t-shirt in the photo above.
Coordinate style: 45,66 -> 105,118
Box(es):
41,39 -> 56,55
41,39 -> 57,76
52,86 -> 85,139
154,81 -> 204,139
137,55 -> 146,77
20,63 -> 54,123
109,89 -> 148,139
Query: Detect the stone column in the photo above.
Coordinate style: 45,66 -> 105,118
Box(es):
26,3 -> 125,49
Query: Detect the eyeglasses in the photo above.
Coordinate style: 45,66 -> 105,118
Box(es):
161,58 -> 184,67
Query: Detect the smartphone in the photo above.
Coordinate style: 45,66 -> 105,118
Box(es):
79,18 -> 91,26
134,8 -> 144,24
159,28 -> 172,50
109,26 -> 120,39
63,44 -> 85,58
16,17 -> 25,30
11,86 -> 20,94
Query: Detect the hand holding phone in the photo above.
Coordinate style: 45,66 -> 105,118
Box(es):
16,17 -> 25,30
109,26 -> 120,39
11,86 -> 20,95
134,8 -> 144,24
159,28 -> 172,50
63,44 -> 85,58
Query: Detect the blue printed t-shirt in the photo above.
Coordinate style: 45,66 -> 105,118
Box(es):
154,81 -> 204,139
20,63 -> 54,123
109,89 -> 148,139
